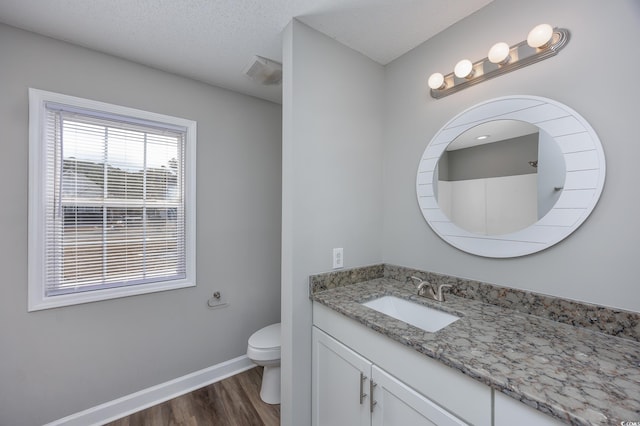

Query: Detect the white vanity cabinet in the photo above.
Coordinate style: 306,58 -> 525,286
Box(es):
494,392 -> 565,426
313,327 -> 467,426
312,302 -> 492,425
313,301 -> 570,426
370,365 -> 467,426
312,326 -> 370,426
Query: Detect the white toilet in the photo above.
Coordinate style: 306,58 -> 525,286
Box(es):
247,323 -> 281,404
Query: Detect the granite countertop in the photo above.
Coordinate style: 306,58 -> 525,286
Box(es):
311,277 -> 640,426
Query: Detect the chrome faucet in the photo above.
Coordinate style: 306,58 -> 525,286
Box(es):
415,278 -> 433,298
410,277 -> 452,302
433,284 -> 452,302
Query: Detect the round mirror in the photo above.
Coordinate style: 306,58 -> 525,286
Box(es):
417,96 -> 605,258
434,119 -> 566,236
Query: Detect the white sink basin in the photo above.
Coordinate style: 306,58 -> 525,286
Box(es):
362,296 -> 459,332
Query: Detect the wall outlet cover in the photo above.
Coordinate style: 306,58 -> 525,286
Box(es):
332,248 -> 344,269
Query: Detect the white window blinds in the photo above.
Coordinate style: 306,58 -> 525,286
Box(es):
44,103 -> 187,296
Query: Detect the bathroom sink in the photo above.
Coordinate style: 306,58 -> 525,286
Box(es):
362,296 -> 459,332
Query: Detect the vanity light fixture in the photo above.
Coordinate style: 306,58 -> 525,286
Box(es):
487,42 -> 511,65
428,24 -> 569,99
427,72 -> 446,90
454,59 -> 474,79
527,24 -> 554,49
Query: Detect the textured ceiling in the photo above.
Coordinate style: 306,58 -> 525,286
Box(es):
0,0 -> 493,103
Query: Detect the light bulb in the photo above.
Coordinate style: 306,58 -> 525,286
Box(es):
428,73 -> 445,90
488,42 -> 511,65
527,24 -> 554,48
454,59 -> 474,79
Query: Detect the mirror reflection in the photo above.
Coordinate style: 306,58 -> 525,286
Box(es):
434,120 -> 566,235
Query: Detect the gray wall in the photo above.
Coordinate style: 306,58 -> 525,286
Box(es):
281,2 -> 640,422
0,24 -> 282,425
382,0 -> 640,311
281,20 -> 384,426
443,133 -> 538,181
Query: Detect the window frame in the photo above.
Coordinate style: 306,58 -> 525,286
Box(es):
28,88 -> 197,311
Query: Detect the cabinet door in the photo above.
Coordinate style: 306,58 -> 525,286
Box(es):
312,327 -> 371,426
370,365 -> 468,426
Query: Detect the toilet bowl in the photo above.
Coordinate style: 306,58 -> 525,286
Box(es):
247,323 -> 281,404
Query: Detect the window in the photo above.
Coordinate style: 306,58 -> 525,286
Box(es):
28,89 -> 196,311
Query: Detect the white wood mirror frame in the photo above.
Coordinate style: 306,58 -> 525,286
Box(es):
416,95 -> 606,258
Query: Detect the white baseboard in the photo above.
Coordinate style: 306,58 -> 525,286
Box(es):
46,355 -> 255,426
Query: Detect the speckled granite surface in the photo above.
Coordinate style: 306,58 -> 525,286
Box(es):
310,270 -> 640,425
309,264 -> 384,292
310,264 -> 640,342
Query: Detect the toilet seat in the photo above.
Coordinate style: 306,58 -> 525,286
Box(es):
247,323 -> 280,361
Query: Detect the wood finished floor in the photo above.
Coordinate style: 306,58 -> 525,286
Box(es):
106,367 -> 280,426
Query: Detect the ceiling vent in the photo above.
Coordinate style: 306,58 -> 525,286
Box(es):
243,55 -> 282,85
